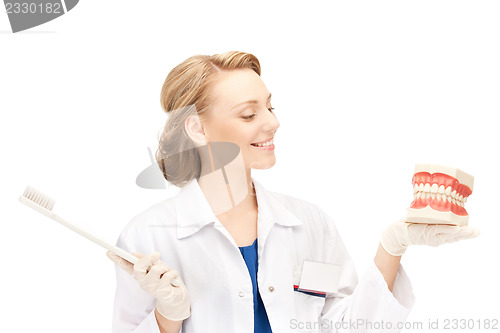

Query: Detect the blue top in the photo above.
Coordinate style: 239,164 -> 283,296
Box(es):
238,238 -> 273,333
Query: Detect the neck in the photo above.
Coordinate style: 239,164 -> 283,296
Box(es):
198,147 -> 255,216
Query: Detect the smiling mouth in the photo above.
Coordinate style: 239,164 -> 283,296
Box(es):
251,137 -> 274,147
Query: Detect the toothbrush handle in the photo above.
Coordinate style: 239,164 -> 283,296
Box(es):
19,195 -> 139,264
50,214 -> 139,264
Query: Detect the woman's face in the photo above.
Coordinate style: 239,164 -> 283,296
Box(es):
202,68 -> 280,170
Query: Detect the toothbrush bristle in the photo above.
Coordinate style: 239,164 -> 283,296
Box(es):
22,186 -> 55,211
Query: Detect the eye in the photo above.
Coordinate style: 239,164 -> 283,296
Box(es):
242,113 -> 257,120
268,107 -> 275,112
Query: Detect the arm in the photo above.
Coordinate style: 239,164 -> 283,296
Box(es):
318,210 -> 415,332
373,242 -> 402,292
155,308 -> 182,333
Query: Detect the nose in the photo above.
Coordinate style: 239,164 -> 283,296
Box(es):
262,107 -> 280,134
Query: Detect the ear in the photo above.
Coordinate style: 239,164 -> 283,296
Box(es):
185,114 -> 207,146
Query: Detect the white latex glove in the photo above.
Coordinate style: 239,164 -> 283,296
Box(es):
381,220 -> 480,256
107,251 -> 191,321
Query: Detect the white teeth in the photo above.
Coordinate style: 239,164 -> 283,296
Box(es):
445,186 -> 452,196
253,139 -> 273,147
413,182 -> 468,206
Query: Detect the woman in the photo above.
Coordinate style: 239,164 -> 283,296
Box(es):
107,51 -> 478,333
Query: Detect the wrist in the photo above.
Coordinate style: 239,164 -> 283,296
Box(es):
156,301 -> 191,322
154,308 -> 183,333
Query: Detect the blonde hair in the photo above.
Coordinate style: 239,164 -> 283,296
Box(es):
156,51 -> 261,187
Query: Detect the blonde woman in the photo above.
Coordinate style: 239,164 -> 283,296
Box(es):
106,51 -> 478,333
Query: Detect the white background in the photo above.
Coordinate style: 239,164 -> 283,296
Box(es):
1,1 -> 499,332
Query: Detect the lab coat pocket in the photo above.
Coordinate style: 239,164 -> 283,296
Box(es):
292,263 -> 328,326
292,288 -> 326,327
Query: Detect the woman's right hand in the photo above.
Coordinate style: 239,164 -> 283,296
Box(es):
107,251 -> 191,321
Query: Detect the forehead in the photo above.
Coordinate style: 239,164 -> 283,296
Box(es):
209,69 -> 268,107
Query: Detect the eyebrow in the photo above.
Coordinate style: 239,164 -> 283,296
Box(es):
231,93 -> 272,111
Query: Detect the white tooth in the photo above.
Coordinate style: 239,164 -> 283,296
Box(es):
464,197 -> 467,203
414,184 -> 419,193
431,193 -> 436,199
419,183 -> 424,192
447,196 -> 452,203
425,192 -> 431,199
424,183 -> 431,193
445,186 -> 452,196
459,195 -> 464,202
438,185 -> 445,194
452,190 -> 457,199
431,184 -> 438,193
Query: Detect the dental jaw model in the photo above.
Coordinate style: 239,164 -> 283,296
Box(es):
406,164 -> 474,226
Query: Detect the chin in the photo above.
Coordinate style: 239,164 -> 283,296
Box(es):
249,160 -> 276,170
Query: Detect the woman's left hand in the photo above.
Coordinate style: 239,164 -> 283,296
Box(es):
380,219 -> 480,256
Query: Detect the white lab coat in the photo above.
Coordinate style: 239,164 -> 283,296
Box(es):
110,177 -> 415,332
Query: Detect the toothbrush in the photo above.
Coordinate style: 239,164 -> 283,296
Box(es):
19,186 -> 139,264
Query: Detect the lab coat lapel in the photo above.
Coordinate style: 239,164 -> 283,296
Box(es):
174,178 -> 250,249
252,178 -> 303,261
174,178 -> 218,240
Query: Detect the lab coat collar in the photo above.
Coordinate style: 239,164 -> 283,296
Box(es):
174,176 -> 302,240
252,178 -> 303,228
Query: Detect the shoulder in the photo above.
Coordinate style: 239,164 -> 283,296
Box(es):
267,189 -> 322,215
118,196 -> 177,241
265,188 -> 338,234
